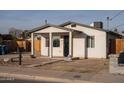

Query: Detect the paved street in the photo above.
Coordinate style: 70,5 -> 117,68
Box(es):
0,77 -> 54,83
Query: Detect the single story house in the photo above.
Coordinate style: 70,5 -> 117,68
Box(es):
30,21 -> 122,58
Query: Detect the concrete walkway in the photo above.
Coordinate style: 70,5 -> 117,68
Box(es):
26,59 -> 63,67
0,66 -> 91,83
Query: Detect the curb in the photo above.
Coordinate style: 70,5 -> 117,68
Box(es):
0,72 -> 92,83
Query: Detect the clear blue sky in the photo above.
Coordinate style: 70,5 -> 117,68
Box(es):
0,10 -> 124,34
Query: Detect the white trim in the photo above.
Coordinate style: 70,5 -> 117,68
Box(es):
31,33 -> 35,55
49,33 -> 53,58
69,32 -> 73,56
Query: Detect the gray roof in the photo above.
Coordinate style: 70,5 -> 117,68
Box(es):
30,24 -> 82,33
29,21 -> 123,37
59,21 -> 109,32
59,21 -> 123,36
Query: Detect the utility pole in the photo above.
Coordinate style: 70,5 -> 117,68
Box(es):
19,47 -> 22,65
18,41 -> 23,65
107,16 -> 110,30
45,19 -> 47,25
106,10 -> 124,31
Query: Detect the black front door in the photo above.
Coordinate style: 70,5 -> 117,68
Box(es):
64,36 -> 69,57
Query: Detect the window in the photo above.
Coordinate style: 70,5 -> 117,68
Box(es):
87,36 -> 95,48
46,37 -> 49,47
37,35 -> 41,40
53,36 -> 60,47
87,36 -> 91,48
91,36 -> 95,48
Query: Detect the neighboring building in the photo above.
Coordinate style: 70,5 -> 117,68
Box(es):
0,34 -> 3,44
30,21 -> 122,58
1,34 -> 13,40
0,34 -> 18,52
0,34 -> 31,52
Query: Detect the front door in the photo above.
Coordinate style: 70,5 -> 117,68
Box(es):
64,36 -> 69,57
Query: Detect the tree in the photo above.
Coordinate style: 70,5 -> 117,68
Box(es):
114,28 -> 118,32
9,27 -> 23,39
22,30 -> 31,39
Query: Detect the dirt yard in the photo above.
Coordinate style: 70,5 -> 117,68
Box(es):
3,55 -> 124,82
0,53 -> 109,75
0,53 -> 53,67
36,59 -> 109,74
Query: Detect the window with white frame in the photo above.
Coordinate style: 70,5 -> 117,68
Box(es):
87,36 -> 95,48
53,36 -> 60,47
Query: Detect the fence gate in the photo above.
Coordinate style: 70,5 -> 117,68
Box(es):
116,39 -> 124,54
34,40 -> 41,53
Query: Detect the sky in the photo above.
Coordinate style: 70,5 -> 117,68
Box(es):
0,10 -> 124,34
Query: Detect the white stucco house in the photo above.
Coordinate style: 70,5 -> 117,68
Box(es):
30,21 -> 122,58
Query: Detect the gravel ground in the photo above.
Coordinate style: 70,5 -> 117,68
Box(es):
0,53 -> 109,76
36,59 -> 109,74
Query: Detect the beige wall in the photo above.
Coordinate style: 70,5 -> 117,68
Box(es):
73,32 -> 86,58
33,25 -> 107,58
65,24 -> 107,58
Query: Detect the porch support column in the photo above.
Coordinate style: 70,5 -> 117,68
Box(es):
69,32 -> 73,56
40,34 -> 42,56
31,33 -> 35,55
49,33 -> 53,58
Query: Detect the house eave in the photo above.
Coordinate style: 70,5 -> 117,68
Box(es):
59,21 -> 109,32
29,24 -> 82,34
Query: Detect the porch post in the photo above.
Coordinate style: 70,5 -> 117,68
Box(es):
49,32 -> 53,58
40,34 -> 42,56
69,32 -> 72,56
31,33 -> 35,55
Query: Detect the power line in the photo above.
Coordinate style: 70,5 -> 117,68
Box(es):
116,23 -> 124,28
110,23 -> 124,30
106,10 -> 124,30
110,10 -> 124,20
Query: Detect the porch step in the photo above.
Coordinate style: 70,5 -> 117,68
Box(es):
26,59 -> 63,68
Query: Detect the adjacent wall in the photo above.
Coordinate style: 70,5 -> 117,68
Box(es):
73,32 -> 86,58
65,24 -> 107,58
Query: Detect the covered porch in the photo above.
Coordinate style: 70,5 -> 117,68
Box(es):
31,31 -> 73,58
30,24 -> 83,58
